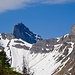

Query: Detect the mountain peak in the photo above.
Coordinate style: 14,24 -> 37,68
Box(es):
15,22 -> 29,30
18,22 -> 23,25
13,23 -> 42,44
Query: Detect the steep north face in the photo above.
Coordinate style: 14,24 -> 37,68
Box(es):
13,22 -> 42,44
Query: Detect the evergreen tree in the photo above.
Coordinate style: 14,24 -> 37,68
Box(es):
0,50 -> 10,68
0,49 -> 23,75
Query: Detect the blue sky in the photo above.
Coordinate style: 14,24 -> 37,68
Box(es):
0,0 -> 75,39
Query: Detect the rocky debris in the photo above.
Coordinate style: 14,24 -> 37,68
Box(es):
13,22 -> 42,44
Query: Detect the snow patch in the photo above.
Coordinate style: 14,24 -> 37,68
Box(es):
68,42 -> 74,55
64,34 -> 69,38
46,48 -> 49,51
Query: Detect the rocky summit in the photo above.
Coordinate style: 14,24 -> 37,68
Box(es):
13,22 -> 42,44
0,23 -> 75,75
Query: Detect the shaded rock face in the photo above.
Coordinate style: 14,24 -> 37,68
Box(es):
13,22 -> 42,44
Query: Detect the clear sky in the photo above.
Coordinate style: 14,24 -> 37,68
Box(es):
0,0 -> 75,39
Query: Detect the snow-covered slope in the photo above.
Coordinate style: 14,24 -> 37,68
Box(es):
0,33 -> 75,75
0,34 -> 32,73
29,42 -> 74,75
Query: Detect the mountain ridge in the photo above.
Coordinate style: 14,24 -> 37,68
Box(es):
0,23 -> 75,75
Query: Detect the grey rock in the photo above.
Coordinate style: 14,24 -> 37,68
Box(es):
70,25 -> 75,35
13,44 -> 29,50
6,34 -> 14,40
1,33 -> 14,40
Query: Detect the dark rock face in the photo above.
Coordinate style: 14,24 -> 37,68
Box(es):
13,22 -> 42,44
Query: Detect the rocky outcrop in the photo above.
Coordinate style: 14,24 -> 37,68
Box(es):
70,25 -> 75,35
30,38 -> 57,53
13,22 -> 42,44
1,33 -> 14,40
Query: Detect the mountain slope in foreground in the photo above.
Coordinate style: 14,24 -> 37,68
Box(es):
0,24 -> 75,75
